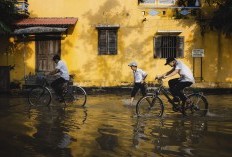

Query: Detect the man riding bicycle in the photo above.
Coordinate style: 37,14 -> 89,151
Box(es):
156,57 -> 195,108
49,54 -> 70,101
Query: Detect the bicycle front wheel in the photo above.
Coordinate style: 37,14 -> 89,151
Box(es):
136,95 -> 164,117
28,86 -> 52,106
184,93 -> 208,117
69,86 -> 87,107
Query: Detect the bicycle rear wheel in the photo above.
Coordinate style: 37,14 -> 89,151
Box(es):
136,95 -> 164,117
28,86 -> 52,106
184,93 -> 208,117
64,86 -> 87,107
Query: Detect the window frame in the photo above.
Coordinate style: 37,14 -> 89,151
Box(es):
154,35 -> 184,58
97,26 -> 119,55
139,0 -> 176,6
139,0 -> 201,8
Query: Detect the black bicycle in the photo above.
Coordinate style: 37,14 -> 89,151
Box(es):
28,74 -> 87,107
136,78 -> 208,117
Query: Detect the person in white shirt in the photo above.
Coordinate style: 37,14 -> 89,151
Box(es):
49,54 -> 70,100
128,61 -> 148,105
157,57 -> 195,105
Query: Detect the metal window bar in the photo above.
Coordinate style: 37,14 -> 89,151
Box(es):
161,36 -> 176,58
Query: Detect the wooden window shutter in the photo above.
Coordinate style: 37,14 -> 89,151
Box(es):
98,30 -> 107,55
154,36 -> 162,58
108,30 -> 117,54
176,36 -> 184,58
98,29 -> 117,55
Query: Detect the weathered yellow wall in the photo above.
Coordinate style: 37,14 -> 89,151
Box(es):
199,32 -> 232,87
0,36 -> 35,84
1,0 -> 232,87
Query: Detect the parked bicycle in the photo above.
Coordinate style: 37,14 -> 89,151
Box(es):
136,78 -> 208,117
28,74 -> 87,107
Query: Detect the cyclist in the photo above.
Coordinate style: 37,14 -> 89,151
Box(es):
49,54 -> 70,101
156,57 -> 195,108
128,61 -> 148,106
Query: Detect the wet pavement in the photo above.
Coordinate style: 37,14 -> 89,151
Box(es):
0,93 -> 232,157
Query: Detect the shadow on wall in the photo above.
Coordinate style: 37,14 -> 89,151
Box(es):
11,37 -> 34,84
176,2 -> 232,83
61,1 -> 230,86
61,0 -> 158,86
0,35 -> 34,84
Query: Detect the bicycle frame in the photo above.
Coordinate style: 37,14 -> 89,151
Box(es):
136,79 -> 208,117
154,79 -> 206,106
154,83 -> 179,107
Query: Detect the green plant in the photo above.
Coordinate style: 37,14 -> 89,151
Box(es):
0,0 -> 18,33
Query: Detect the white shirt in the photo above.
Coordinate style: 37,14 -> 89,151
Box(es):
133,68 -> 147,83
175,60 -> 195,83
56,60 -> 70,81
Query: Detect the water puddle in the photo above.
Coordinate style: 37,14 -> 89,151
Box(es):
0,94 -> 232,156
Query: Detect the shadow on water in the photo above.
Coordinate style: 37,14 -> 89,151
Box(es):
0,94 -> 232,156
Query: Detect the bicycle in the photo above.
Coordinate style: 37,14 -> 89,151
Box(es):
136,78 -> 208,117
28,74 -> 87,107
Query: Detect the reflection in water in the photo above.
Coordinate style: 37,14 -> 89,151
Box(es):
0,95 -> 232,156
57,133 -> 72,149
132,117 -> 208,156
96,125 -> 119,151
25,105 -> 88,156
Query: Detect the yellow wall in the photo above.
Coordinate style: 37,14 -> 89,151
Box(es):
1,0 -> 232,87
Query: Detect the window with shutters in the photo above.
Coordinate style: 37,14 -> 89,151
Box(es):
154,36 -> 184,58
139,0 -> 201,7
35,36 -> 61,72
139,0 -> 176,5
139,0 -> 155,3
98,29 -> 118,55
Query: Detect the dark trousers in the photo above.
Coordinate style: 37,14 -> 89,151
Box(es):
168,78 -> 192,102
131,83 -> 147,97
51,77 -> 67,97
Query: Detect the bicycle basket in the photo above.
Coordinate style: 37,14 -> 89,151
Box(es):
36,75 -> 45,85
25,75 -> 37,85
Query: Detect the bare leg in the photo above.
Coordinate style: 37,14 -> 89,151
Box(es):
130,97 -> 134,105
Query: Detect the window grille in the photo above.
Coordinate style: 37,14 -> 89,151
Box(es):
154,36 -> 184,58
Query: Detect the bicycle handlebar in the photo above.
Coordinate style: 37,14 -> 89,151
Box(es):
155,77 -> 164,85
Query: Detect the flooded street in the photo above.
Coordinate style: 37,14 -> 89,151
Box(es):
0,94 -> 232,157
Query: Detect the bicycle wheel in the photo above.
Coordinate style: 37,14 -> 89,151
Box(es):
184,93 -> 208,117
136,95 -> 164,117
28,86 -> 52,106
64,85 -> 87,107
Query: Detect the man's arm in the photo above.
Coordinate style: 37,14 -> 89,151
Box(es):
142,74 -> 147,83
163,69 -> 179,78
157,67 -> 175,79
49,68 -> 60,75
141,71 -> 147,83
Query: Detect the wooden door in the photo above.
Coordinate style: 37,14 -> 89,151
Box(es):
35,36 -> 61,72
